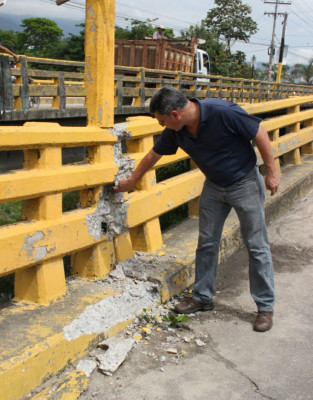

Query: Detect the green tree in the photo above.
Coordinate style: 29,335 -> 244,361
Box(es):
290,60 -> 313,84
60,23 -> 85,61
115,19 -> 174,40
16,18 -> 64,58
181,22 -> 254,78
255,63 -> 292,82
205,0 -> 257,53
0,29 -> 19,54
180,22 -> 224,74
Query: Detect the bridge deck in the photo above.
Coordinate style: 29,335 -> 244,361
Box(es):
0,154 -> 312,400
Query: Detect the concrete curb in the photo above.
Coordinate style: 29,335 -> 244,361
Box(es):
1,155 -> 313,400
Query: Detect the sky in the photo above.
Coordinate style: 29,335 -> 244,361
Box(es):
1,0 -> 313,66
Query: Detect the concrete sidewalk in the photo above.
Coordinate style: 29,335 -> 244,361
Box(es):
80,188 -> 313,400
0,154 -> 313,400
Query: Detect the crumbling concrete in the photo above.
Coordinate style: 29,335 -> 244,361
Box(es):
96,338 -> 135,376
85,123 -> 134,240
77,359 -> 97,377
63,279 -> 160,341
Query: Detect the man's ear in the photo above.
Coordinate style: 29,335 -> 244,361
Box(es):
170,110 -> 180,120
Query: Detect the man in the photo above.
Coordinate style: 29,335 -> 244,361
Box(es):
114,86 -> 280,332
152,25 -> 166,40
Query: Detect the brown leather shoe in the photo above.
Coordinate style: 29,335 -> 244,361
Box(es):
253,310 -> 273,332
174,298 -> 214,314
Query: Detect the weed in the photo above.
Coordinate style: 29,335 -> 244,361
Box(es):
162,314 -> 189,326
139,308 -> 188,327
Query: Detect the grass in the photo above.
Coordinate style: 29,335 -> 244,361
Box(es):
0,201 -> 22,226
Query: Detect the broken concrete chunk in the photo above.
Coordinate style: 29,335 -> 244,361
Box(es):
166,348 -> 178,354
195,339 -> 206,347
96,338 -> 135,375
77,359 -> 97,377
109,264 -> 126,280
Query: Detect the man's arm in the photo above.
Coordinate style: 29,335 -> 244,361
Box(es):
113,148 -> 162,193
0,45 -> 18,60
254,125 -> 280,195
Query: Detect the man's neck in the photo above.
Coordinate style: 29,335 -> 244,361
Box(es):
185,101 -> 200,136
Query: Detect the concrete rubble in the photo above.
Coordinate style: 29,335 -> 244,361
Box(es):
96,338 -> 135,376
85,123 -> 134,241
76,360 -> 97,378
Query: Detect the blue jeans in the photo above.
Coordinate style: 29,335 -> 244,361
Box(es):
193,166 -> 275,311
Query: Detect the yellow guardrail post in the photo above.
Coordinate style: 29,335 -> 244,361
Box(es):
303,118 -> 313,155
127,121 -> 163,252
284,105 -> 302,165
71,0 -> 117,279
14,123 -> 66,304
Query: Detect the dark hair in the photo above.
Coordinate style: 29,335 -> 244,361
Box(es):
149,86 -> 188,115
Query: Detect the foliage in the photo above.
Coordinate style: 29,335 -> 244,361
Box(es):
0,29 -> 19,53
59,23 -> 85,61
204,0 -> 258,53
15,18 -> 64,58
180,22 -> 224,75
162,313 -> 189,326
0,201 -> 22,226
290,59 -> 313,84
115,18 -> 174,40
213,50 -> 253,78
180,5 -> 256,78
139,308 -> 188,326
255,63 -> 292,82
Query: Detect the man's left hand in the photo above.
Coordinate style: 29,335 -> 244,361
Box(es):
265,172 -> 280,195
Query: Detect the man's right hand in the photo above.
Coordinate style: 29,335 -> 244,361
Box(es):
113,177 -> 136,193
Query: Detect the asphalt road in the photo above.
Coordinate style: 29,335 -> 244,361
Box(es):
79,189 -> 313,400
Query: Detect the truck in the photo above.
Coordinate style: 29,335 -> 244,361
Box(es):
114,38 -> 210,75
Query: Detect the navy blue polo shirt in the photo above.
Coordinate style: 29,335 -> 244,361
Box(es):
153,98 -> 261,187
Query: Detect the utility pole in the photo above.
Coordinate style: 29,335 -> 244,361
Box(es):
276,13 -> 288,83
264,0 -> 291,81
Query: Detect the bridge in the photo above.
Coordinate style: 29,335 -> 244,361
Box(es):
0,0 -> 313,399
1,54 -> 313,123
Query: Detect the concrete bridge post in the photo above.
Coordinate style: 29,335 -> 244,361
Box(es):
71,0 -> 118,279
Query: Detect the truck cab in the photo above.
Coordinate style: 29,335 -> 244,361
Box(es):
194,49 -> 210,75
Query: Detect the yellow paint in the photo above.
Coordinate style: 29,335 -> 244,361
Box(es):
130,217 -> 163,252
142,327 -> 151,334
133,334 -> 142,341
0,317 -> 133,400
85,0 -> 115,127
154,313 -> 162,323
114,231 -> 134,262
302,142 -> 313,154
0,125 -> 117,148
243,95 -> 313,115
14,258 -> 66,304
127,169 -> 205,228
0,208 -> 110,276
71,240 -> 115,279
0,162 -> 118,203
31,370 -> 89,400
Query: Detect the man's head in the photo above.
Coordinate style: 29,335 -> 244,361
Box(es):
158,25 -> 165,32
150,86 -> 188,130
